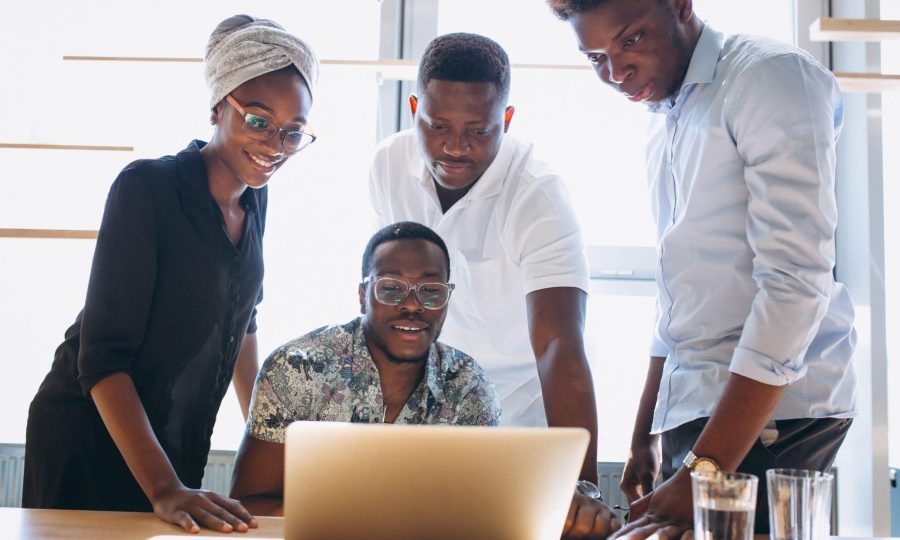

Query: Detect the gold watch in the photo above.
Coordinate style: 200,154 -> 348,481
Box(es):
683,450 -> 720,473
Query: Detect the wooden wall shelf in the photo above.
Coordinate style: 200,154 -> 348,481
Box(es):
835,72 -> 900,93
810,17 -> 900,42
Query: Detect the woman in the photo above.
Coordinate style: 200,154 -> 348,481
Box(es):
23,15 -> 318,533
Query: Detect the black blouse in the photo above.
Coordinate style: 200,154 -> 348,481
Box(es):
23,140 -> 266,510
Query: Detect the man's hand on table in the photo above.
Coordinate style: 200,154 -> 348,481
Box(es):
562,493 -> 621,539
611,468 -> 693,539
151,483 -> 258,533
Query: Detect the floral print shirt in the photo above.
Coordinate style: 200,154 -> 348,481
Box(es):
247,318 -> 501,443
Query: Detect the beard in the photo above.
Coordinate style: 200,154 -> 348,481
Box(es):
362,318 -> 439,365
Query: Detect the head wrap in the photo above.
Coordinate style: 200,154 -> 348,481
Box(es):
204,14 -> 319,109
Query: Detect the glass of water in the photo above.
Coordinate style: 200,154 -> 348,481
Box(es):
766,468 -> 834,540
691,471 -> 759,540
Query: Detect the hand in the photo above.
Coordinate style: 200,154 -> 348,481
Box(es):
620,436 -> 660,504
151,483 -> 259,533
561,494 -> 622,539
611,469 -> 693,539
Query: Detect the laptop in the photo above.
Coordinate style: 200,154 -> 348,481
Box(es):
283,421 -> 589,540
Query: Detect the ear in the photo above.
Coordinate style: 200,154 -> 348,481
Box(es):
209,105 -> 219,126
358,283 -> 367,315
503,106 -> 515,133
409,94 -> 418,118
675,0 -> 694,23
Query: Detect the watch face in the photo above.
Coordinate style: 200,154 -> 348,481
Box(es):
576,480 -> 602,499
693,458 -> 719,473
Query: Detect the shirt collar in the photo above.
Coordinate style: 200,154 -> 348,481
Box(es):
408,131 -> 514,205
647,24 -> 724,114
351,317 -> 448,404
176,139 -> 260,215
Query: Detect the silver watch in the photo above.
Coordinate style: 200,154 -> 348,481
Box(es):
575,479 -> 604,502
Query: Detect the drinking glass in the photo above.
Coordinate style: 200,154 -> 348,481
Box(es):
766,468 -> 833,540
691,471 -> 758,540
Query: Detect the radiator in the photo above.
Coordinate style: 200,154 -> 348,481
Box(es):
0,444 -> 25,508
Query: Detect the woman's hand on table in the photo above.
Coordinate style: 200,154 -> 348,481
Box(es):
562,494 -> 622,539
151,484 -> 259,533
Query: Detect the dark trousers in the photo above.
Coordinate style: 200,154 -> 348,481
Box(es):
661,417 -> 852,535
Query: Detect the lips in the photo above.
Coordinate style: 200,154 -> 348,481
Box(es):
624,81 -> 653,103
245,150 -> 283,172
436,161 -> 471,175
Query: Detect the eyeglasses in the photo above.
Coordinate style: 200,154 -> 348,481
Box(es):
225,95 -> 316,152
363,276 -> 455,310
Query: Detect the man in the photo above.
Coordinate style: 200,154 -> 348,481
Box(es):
368,33 -> 617,537
229,222 -> 501,515
547,0 -> 858,537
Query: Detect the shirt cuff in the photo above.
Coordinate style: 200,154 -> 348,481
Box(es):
649,337 -> 669,358
729,345 -> 804,386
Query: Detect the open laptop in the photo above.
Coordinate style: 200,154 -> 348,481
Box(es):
284,421 -> 589,540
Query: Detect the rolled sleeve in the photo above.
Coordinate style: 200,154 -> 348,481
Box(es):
77,169 -> 158,394
727,54 -> 841,385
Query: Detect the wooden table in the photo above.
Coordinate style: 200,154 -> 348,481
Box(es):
3,508 -> 284,539
1,507 -> 889,539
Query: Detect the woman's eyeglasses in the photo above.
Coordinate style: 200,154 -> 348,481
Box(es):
363,276 -> 455,310
225,95 -> 316,152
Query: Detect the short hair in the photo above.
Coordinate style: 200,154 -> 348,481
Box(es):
361,222 -> 451,280
546,0 -> 662,20
417,33 -> 511,103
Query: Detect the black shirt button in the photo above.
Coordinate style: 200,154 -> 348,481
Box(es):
228,335 -> 235,343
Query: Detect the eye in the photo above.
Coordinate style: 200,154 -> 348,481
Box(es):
429,123 -> 447,131
624,31 -> 643,47
284,130 -> 303,142
468,128 -> 489,137
245,115 -> 271,131
586,52 -> 607,65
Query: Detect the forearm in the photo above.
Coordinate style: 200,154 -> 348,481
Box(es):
233,333 -> 260,421
90,372 -> 182,502
690,373 -> 786,471
537,337 -> 599,482
630,356 -> 665,449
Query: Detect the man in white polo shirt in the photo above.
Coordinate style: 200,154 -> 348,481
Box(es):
369,33 -> 618,537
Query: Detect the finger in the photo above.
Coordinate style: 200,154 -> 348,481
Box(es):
192,505 -> 234,533
611,516 -> 650,539
171,510 -> 200,534
207,492 -> 256,530
617,521 -> 669,540
646,525 -> 686,540
681,530 -> 694,540
562,496 -> 579,536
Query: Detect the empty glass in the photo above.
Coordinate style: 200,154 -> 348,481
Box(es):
766,468 -> 833,540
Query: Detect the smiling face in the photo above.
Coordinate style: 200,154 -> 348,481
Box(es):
568,0 -> 698,104
411,80 -> 513,194
359,238 -> 450,366
208,67 -> 312,189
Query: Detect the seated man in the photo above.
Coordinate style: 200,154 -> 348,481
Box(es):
230,221 -> 501,515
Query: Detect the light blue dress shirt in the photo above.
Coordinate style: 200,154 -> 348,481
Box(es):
646,26 -> 859,434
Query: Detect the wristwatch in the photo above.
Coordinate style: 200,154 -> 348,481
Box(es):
683,450 -> 720,473
575,479 -> 604,502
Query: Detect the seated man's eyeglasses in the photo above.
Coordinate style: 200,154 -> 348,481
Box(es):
363,276 -> 455,310
226,94 -> 316,152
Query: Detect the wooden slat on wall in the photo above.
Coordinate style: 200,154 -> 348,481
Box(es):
0,143 -> 133,152
0,229 -> 98,240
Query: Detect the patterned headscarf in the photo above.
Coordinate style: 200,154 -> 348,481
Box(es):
204,14 -> 319,109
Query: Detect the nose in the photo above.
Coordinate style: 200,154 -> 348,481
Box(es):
442,130 -> 471,157
398,286 -> 425,313
606,55 -> 633,85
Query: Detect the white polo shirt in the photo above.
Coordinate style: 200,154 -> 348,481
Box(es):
369,129 -> 590,427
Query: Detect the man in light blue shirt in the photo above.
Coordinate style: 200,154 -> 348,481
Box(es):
548,0 -> 858,536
